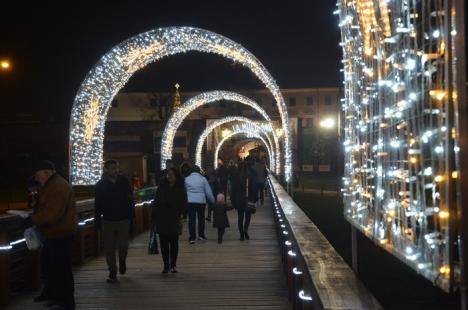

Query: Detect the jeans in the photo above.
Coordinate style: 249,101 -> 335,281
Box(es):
207,202 -> 213,219
43,235 -> 75,308
103,219 -> 130,272
187,203 -> 206,240
39,240 -> 51,297
256,182 -> 265,203
237,208 -> 252,236
159,234 -> 179,268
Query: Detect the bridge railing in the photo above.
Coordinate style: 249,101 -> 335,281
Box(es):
268,175 -> 382,310
0,186 -> 156,306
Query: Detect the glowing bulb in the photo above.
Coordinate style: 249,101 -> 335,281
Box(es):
432,30 -> 440,38
434,175 -> 444,183
438,211 -> 449,219
320,118 -> 335,129
0,60 -> 10,69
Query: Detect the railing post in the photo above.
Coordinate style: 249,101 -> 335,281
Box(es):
0,233 -> 10,306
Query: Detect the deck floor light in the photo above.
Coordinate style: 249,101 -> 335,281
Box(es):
298,290 -> 313,301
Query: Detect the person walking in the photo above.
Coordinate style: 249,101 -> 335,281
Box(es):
230,161 -> 251,241
31,160 -> 77,310
216,159 -> 229,197
253,157 -> 267,205
184,165 -> 215,244
152,167 -> 187,273
205,166 -> 218,222
94,159 -> 135,283
212,191 -> 230,244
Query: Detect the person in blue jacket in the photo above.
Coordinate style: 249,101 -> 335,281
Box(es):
184,165 -> 215,244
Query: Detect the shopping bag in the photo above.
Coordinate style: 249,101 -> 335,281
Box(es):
148,228 -> 159,255
24,226 -> 43,251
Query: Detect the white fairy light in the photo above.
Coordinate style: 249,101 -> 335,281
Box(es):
338,0 -> 462,291
69,27 -> 291,185
160,92 -> 280,173
192,116 -> 276,170
213,128 -> 274,170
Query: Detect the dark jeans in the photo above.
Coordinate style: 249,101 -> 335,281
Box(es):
43,235 -> 75,309
207,202 -> 213,219
256,182 -> 265,203
187,203 -> 206,240
159,234 -> 179,268
39,240 -> 51,297
237,208 -> 252,236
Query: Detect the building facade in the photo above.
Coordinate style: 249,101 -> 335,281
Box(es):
105,87 -> 342,184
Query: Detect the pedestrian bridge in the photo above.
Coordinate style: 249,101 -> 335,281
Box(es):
0,176 -> 381,309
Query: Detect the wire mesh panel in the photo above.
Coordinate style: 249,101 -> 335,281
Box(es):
337,0 -> 463,291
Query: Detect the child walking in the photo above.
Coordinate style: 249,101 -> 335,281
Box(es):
213,191 -> 230,244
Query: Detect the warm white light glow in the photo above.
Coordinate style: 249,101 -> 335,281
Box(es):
338,0 -> 462,291
70,27 -> 291,185
161,91 -> 280,174
194,116 -> 276,171
213,128 -> 274,170
320,118 -> 335,129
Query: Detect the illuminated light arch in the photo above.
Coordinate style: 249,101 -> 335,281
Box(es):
214,129 -> 273,171
160,91 -> 280,174
69,26 -> 291,185
193,116 -> 275,170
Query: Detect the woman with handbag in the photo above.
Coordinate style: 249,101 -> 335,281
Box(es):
152,167 -> 187,274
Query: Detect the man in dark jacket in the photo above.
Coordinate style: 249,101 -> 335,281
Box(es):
95,159 -> 135,283
32,160 -> 77,310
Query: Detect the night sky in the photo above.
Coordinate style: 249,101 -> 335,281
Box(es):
0,0 -> 342,121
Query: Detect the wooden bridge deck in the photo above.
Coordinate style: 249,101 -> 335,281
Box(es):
6,199 -> 290,310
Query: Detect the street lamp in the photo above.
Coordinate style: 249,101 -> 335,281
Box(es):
0,60 -> 11,71
320,117 -> 335,129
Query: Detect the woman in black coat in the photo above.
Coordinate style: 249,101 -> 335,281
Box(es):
152,167 -> 187,273
230,161 -> 252,241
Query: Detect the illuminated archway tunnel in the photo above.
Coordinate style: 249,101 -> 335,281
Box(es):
69,26 -> 291,185
214,129 -> 273,170
193,116 -> 276,171
160,91 -> 280,174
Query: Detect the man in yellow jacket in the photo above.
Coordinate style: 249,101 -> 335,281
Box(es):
32,160 -> 77,310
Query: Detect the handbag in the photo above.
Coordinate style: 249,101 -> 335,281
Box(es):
247,201 -> 257,214
24,226 -> 43,251
148,227 -> 159,255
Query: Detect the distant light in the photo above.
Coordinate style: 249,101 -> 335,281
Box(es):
320,118 -> 335,129
1,60 -> 11,70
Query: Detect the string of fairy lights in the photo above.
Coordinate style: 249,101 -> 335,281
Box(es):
194,116 -> 276,170
69,27 -> 291,185
161,91 -> 280,174
213,129 -> 273,170
337,0 -> 462,291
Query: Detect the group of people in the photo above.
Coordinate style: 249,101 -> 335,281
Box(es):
24,155 -> 268,310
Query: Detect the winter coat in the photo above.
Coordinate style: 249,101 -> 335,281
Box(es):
95,175 -> 135,223
247,166 -> 258,203
253,162 -> 267,183
32,174 -> 77,239
213,203 -> 230,229
152,184 -> 187,235
185,172 -> 215,204
229,168 -> 247,210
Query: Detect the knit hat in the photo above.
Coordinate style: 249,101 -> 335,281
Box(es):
33,160 -> 56,173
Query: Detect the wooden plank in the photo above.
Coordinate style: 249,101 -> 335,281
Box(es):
6,197 -> 290,309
